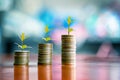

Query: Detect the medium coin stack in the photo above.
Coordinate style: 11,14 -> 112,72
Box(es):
62,35 -> 76,64
14,50 -> 29,65
38,43 -> 52,65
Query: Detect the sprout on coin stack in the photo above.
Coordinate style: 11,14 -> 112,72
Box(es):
14,33 -> 31,65
38,25 -> 52,65
62,16 -> 76,65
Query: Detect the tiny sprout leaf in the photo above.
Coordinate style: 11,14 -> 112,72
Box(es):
45,25 -> 49,33
46,37 -> 51,41
16,33 -> 31,50
22,45 -> 27,49
68,28 -> 73,33
15,43 -> 22,49
20,33 -> 25,42
67,16 -> 72,25
67,16 -> 74,26
42,37 -> 51,42
21,45 -> 32,49
42,38 -> 46,41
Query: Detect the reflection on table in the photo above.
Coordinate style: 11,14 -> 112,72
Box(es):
1,54 -> 120,80
62,64 -> 76,80
38,65 -> 52,80
14,65 -> 29,80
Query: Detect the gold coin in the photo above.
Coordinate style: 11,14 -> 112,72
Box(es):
38,43 -> 52,49
14,51 -> 29,65
38,50 -> 52,54
38,59 -> 52,65
62,59 -> 76,65
38,55 -> 52,59
62,35 -> 74,37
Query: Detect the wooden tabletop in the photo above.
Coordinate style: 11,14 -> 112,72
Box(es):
0,54 -> 120,80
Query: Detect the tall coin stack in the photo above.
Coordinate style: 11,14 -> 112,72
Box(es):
14,50 -> 30,65
62,35 -> 76,64
38,43 -> 52,65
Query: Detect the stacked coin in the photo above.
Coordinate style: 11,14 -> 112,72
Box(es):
14,50 -> 29,65
38,43 -> 52,65
62,35 -> 76,64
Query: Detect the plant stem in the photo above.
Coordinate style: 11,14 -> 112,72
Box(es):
68,24 -> 70,35
22,41 -> 24,51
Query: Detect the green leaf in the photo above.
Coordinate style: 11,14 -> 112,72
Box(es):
68,28 -> 73,33
42,37 -> 51,42
20,33 -> 25,42
46,37 -> 51,41
67,16 -> 72,25
22,45 -> 27,49
67,16 -> 75,26
45,25 -> 49,33
15,43 -> 22,49
67,16 -> 74,25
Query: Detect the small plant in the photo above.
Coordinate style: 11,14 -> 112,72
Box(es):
15,33 -> 31,50
66,16 -> 74,35
42,25 -> 51,42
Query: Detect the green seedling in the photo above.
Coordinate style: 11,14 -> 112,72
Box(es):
66,16 -> 74,35
42,25 -> 51,42
15,33 -> 31,50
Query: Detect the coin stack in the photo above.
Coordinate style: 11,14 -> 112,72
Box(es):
14,50 -> 29,65
62,35 -> 76,64
38,43 -> 52,65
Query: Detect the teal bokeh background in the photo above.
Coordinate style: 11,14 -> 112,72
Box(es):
0,0 -> 120,55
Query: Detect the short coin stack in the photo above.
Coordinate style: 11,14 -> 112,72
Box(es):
38,43 -> 52,65
62,35 -> 76,64
14,50 -> 29,65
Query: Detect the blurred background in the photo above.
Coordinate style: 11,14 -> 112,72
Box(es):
0,0 -> 120,56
